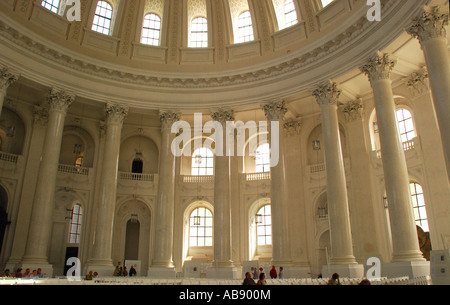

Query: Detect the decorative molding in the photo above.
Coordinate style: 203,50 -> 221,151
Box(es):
33,104 -> 49,126
312,80 -> 341,106
359,51 -> 397,83
407,6 -> 449,45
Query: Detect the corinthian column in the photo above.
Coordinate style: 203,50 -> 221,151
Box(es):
149,111 -> 180,278
262,100 -> 293,268
206,109 -> 240,279
312,82 -> 363,278
21,88 -> 75,276
0,67 -> 19,116
407,6 -> 450,180
86,103 -> 128,276
360,52 -> 428,278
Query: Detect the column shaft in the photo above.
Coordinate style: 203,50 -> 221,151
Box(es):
152,111 -> 179,268
407,6 -> 450,179
89,103 -> 128,267
263,101 -> 292,265
22,89 -> 74,267
361,52 -> 424,262
313,82 -> 356,264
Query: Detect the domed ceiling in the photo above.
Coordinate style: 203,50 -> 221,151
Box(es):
0,0 -> 448,112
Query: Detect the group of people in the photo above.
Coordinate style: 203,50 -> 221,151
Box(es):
243,265 -> 284,285
326,273 -> 372,285
113,263 -> 137,277
0,267 -> 44,279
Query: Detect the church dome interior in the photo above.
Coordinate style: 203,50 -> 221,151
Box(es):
0,0 -> 449,284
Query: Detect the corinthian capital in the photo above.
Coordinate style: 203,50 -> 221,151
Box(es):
211,109 -> 235,124
407,6 -> 449,44
159,110 -> 180,130
105,103 -> 129,125
47,88 -> 75,113
359,51 -> 397,83
262,100 -> 288,121
312,81 -> 341,106
0,67 -> 19,92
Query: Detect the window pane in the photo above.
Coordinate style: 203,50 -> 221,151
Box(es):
92,1 -> 113,35
41,0 -> 60,13
189,207 -> 213,247
238,11 -> 254,43
192,148 -> 214,176
189,17 -> 208,48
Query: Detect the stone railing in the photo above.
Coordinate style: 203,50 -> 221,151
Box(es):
243,172 -> 271,181
0,151 -> 19,164
119,172 -> 155,182
58,164 -> 89,176
181,175 -> 214,183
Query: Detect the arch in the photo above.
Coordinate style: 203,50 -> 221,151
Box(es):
248,197 -> 271,261
92,0 -> 115,35
0,185 -> 9,257
189,16 -> 208,48
369,100 -> 418,152
112,199 -> 152,275
60,126 -> 96,168
0,107 -> 26,155
237,10 -> 254,43
182,201 -> 214,263
242,129 -> 269,173
305,123 -> 348,165
141,13 -> 162,46
179,136 -> 216,176
119,135 -> 159,174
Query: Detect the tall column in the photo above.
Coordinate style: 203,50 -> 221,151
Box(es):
21,88 -> 75,276
262,101 -> 293,268
0,67 -> 19,116
86,103 -> 128,275
206,109 -> 240,279
360,52 -> 429,278
149,111 -> 179,278
407,6 -> 450,180
312,82 -> 363,278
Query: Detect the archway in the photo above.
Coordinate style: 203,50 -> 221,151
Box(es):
0,186 -> 8,257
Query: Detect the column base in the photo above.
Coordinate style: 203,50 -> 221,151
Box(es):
84,259 -> 115,277
321,263 -> 365,279
282,265 -> 312,279
383,261 -> 430,279
21,263 -> 54,278
148,266 -> 177,279
206,266 -> 242,279
21,256 -> 54,278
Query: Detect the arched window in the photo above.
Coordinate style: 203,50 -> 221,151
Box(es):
321,0 -> 334,8
41,0 -> 60,13
189,17 -> 208,48
142,13 -> 162,46
256,205 -> 272,246
92,1 -> 113,35
189,207 -> 213,247
238,11 -> 254,43
255,144 -> 271,173
68,204 -> 83,244
396,108 -> 416,143
284,0 -> 298,28
191,147 -> 214,176
410,183 -> 429,232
